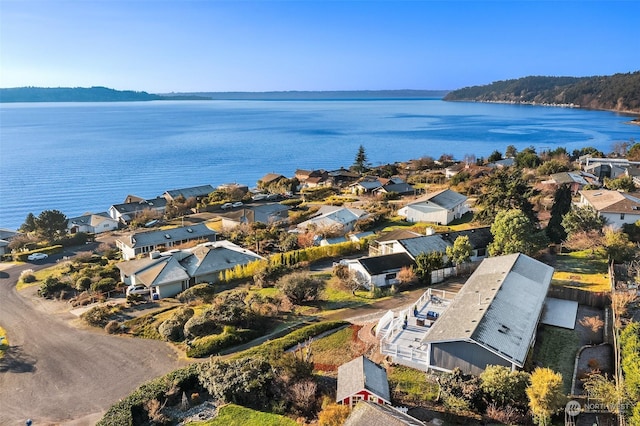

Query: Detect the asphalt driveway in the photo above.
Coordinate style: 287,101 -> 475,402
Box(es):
0,260 -> 187,426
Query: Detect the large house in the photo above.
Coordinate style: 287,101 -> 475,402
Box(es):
337,356 -> 391,407
579,189 -> 640,229
115,223 -> 217,260
397,189 -> 469,225
117,240 -> 262,298
297,205 -> 368,236
162,185 -> 214,202
379,253 -> 553,375
67,212 -> 119,234
109,196 -> 167,224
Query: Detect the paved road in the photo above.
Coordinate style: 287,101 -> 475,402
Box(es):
0,257 -> 187,426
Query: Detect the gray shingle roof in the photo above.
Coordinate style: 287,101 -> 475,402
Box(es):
163,185 -> 214,201
357,253 -> 416,276
337,356 -> 391,403
398,235 -> 451,259
119,223 -> 217,248
344,401 -> 424,426
181,241 -> 263,278
440,227 -> 492,250
111,197 -> 167,214
424,253 -> 553,367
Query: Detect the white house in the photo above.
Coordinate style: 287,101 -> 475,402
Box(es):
108,196 -> 167,224
579,189 -> 640,229
67,212 -> 119,234
397,189 -> 469,225
297,205 -> 368,236
115,223 -> 217,260
346,253 -> 416,289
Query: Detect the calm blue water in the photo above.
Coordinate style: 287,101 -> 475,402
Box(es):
1,99 -> 638,230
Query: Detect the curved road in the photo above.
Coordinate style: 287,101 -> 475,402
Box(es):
0,255 -> 187,426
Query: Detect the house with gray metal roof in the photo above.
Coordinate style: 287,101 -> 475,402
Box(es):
423,253 -> 553,375
337,356 -> 391,407
397,189 -> 469,225
115,223 -> 217,260
162,185 -> 214,202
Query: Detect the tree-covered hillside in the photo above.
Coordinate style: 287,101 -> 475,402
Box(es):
0,86 -> 163,102
444,72 -> 640,113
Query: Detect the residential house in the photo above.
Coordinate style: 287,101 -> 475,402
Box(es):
397,189 -> 469,225
327,168 -> 360,187
350,178 -> 384,195
115,223 -> 217,260
372,180 -> 416,197
258,173 -> 287,188
444,162 -> 467,179
344,401 -> 424,426
346,253 -> 416,289
379,253 -> 553,375
297,205 -> 368,236
337,356 -> 391,407
0,228 -> 20,256
543,171 -> 599,194
487,157 -> 515,168
579,189 -> 640,229
109,197 -> 167,224
117,240 -> 262,298
368,229 -> 423,256
295,169 -> 329,189
162,185 -> 214,202
220,203 -> 290,229
440,227 -> 492,262
67,212 -> 119,234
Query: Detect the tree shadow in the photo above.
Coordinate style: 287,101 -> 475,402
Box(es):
0,345 -> 37,373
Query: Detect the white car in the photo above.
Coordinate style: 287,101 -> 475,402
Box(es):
232,201 -> 244,208
126,285 -> 150,296
221,202 -> 233,210
27,252 -> 48,261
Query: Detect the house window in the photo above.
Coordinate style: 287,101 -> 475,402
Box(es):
621,213 -> 625,220
385,273 -> 397,280
477,248 -> 486,257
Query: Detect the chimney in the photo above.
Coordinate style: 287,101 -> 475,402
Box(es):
425,227 -> 435,236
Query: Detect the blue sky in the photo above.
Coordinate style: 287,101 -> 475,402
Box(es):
1,0 -> 638,93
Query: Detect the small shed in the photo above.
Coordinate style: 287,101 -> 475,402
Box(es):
337,356 -> 391,407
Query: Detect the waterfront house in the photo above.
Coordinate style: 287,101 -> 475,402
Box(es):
378,253 -> 553,375
67,212 -> 119,234
346,252 -> 416,289
162,185 -> 214,202
337,356 -> 391,407
543,171 -> 600,194
578,189 -> 640,229
258,173 -> 287,189
297,205 -> 368,236
327,168 -> 360,187
219,203 -> 291,229
117,240 -> 262,298
109,196 -> 167,224
115,223 -> 217,260
0,228 -> 20,256
397,189 -> 469,225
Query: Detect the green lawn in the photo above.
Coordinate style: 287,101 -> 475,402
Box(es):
387,365 -> 439,404
309,325 -> 363,369
552,249 -> 610,293
186,404 -> 296,426
532,325 -> 581,394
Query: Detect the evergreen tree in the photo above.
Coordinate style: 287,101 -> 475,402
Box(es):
20,212 -> 38,233
474,168 -> 538,224
352,145 -> 369,174
489,209 -> 548,256
546,185 -> 572,243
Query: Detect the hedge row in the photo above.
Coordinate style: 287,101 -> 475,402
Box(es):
186,327 -> 261,358
231,320 -> 349,360
13,245 -> 64,261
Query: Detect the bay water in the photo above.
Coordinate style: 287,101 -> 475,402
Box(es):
1,99 -> 638,230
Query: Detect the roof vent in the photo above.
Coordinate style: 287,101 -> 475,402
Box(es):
165,234 -> 171,239
187,228 -> 193,233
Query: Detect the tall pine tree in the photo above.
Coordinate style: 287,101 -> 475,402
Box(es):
546,185 -> 572,243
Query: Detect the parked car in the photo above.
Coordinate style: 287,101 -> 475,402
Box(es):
232,201 -> 244,208
27,252 -> 48,261
126,284 -> 150,296
221,202 -> 233,210
252,193 -> 267,201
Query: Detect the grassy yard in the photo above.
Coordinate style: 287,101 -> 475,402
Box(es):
186,403 -> 297,426
532,325 -> 581,394
387,365 -> 439,404
552,249 -> 610,293
309,325 -> 365,370
16,262 -> 70,290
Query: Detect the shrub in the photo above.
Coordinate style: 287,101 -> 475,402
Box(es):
20,270 -> 37,283
183,311 -> 218,339
105,320 -> 121,334
82,304 -> 121,328
158,307 -> 194,342
91,277 -> 117,294
177,283 -> 216,303
276,271 -> 324,305
75,276 -> 92,291
38,276 -> 70,298
186,328 -> 259,358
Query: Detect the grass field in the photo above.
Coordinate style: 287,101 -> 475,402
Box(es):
552,249 -> 610,293
532,325 -> 581,394
387,365 -> 439,404
186,403 -> 297,426
309,325 -> 365,370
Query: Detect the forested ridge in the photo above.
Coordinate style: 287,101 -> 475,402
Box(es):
0,86 -> 211,102
444,72 -> 640,113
